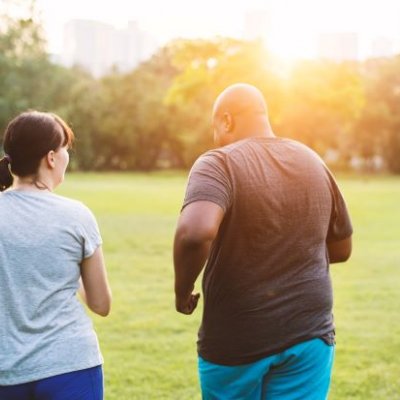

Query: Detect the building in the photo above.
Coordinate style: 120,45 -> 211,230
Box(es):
62,19 -> 158,77
369,36 -> 395,58
317,32 -> 359,62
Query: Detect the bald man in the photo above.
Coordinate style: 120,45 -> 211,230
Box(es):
174,83 -> 352,399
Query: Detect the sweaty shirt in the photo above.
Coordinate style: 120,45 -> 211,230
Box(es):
183,136 -> 353,366
0,191 -> 103,385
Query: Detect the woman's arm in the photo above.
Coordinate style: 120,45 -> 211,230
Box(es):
79,246 -> 112,317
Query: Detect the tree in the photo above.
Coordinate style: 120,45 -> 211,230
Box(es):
0,1 -> 104,170
53,67 -> 104,170
276,60 -> 365,164
0,2 -> 49,131
354,57 -> 400,173
91,45 -> 180,170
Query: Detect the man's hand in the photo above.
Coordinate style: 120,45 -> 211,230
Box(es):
175,292 -> 201,315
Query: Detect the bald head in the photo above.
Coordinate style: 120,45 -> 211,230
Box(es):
212,83 -> 273,147
213,83 -> 268,118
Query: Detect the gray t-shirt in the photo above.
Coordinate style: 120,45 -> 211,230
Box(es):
183,136 -> 353,365
0,190 -> 103,385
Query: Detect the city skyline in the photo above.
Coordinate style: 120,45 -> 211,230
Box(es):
62,19 -> 158,77
33,0 -> 400,61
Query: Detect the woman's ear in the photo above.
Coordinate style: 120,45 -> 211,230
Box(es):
45,150 -> 56,169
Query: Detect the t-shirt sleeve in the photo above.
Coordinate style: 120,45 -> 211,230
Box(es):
182,152 -> 232,212
326,172 -> 353,242
78,205 -> 103,259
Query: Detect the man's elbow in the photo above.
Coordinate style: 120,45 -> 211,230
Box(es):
176,226 -> 216,247
330,251 -> 351,263
327,236 -> 352,264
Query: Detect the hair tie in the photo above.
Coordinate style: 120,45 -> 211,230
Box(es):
3,154 -> 11,164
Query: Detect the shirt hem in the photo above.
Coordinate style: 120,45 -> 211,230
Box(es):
197,333 -> 335,366
0,360 -> 103,386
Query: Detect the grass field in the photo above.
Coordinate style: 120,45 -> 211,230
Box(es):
57,172 -> 400,400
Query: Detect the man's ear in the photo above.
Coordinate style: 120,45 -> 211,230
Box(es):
223,112 -> 234,133
46,150 -> 56,169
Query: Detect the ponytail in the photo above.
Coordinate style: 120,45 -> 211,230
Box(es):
0,154 -> 13,192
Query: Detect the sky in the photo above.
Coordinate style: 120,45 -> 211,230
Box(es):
19,0 -> 400,60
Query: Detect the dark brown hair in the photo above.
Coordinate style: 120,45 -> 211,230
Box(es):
0,111 -> 74,191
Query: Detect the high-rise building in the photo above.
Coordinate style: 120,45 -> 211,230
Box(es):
317,32 -> 359,61
369,36 -> 395,58
62,19 -> 158,77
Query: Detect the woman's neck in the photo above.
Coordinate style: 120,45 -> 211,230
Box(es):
12,176 -> 53,192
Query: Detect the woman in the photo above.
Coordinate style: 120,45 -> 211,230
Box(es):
0,111 -> 112,399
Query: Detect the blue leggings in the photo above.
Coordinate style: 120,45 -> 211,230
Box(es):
199,338 -> 335,400
0,366 -> 103,400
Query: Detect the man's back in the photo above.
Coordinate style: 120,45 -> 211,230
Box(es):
183,136 -> 352,365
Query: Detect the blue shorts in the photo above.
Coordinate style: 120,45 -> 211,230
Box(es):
198,338 -> 334,400
0,365 -> 103,400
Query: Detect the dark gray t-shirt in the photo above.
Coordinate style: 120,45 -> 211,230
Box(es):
183,136 -> 353,365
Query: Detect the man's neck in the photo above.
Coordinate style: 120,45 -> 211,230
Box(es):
239,123 -> 275,140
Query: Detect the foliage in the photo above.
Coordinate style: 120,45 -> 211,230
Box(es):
0,0 -> 97,172
0,2 -> 48,130
0,3 -> 400,172
94,46 -> 181,170
277,61 -> 365,160
354,57 -> 400,172
58,68 -> 105,170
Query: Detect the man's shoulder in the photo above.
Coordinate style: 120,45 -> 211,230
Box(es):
194,138 -> 257,165
202,137 -> 319,157
193,148 -> 228,170
271,137 -> 327,165
194,137 -> 325,171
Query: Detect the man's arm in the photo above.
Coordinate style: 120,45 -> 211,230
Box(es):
174,201 -> 225,314
327,236 -> 352,263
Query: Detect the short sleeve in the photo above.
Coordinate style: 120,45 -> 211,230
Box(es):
182,151 -> 232,212
78,205 -> 103,259
326,172 -> 353,243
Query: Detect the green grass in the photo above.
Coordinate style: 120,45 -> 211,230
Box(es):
56,172 -> 400,399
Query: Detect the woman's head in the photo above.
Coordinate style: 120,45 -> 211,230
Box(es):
0,111 -> 74,191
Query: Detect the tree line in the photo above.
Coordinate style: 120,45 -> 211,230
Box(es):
1,8 -> 400,173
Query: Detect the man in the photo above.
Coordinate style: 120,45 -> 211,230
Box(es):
173,83 -> 352,399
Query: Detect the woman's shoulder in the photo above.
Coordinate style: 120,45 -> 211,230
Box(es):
0,190 -> 98,225
51,192 -> 85,207
49,193 -> 97,221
